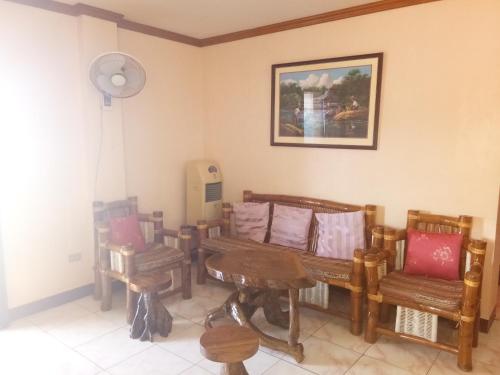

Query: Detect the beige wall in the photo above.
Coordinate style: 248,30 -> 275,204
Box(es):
0,2 -> 93,308
202,0 -> 500,318
0,1 -> 204,308
119,30 -> 205,228
1,0 -> 499,319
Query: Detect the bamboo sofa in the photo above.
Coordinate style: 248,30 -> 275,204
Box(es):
196,190 -> 379,335
364,210 -> 487,371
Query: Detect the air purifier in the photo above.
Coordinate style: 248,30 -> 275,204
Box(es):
186,160 -> 223,225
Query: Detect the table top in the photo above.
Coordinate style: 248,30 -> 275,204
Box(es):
205,250 -> 315,290
200,325 -> 259,363
128,272 -> 172,293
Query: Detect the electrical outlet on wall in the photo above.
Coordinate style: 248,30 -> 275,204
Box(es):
68,252 -> 82,263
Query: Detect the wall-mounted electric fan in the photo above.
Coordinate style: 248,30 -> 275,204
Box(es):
89,52 -> 146,105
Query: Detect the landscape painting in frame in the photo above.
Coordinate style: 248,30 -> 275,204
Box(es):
271,53 -> 383,149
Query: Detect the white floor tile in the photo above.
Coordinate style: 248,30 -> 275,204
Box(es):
155,316 -> 206,363
0,322 -> 101,375
47,312 -> 125,347
286,336 -> 361,375
75,326 -> 153,369
313,316 -> 371,354
28,301 -> 93,331
180,365 -> 214,375
263,360 -> 316,375
198,349 -> 279,375
107,345 -> 192,375
347,356 -> 414,375
364,336 -> 438,375
428,351 -> 500,375
166,295 -> 224,324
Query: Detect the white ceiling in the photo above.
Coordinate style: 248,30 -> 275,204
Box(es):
58,0 -> 375,38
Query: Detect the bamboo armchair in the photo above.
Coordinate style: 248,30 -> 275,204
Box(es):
365,210 -> 487,372
93,197 -> 192,323
197,190 -> 378,336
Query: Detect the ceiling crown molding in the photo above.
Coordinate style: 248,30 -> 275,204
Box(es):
6,0 -> 441,47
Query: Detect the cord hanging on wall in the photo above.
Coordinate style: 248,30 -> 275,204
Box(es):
88,52 -> 146,198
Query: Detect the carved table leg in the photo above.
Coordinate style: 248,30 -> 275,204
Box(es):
221,362 -> 248,375
263,290 -> 289,329
206,288 -> 304,363
130,292 -> 173,342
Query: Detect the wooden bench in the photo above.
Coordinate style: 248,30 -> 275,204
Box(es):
196,190 -> 379,335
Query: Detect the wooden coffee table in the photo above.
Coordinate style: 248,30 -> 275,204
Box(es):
205,250 -> 315,362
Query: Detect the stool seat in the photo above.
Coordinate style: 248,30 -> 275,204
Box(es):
200,325 -> 259,364
128,272 -> 172,294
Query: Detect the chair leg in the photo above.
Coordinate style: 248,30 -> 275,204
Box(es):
365,298 -> 380,343
364,254 -> 380,344
182,260 -> 192,299
94,266 -> 102,300
350,249 -> 364,336
472,308 -> 480,347
379,303 -> 390,323
458,271 -> 480,372
101,271 -> 112,311
197,248 -> 207,284
350,290 -> 363,336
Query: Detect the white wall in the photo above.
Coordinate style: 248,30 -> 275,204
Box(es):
0,1 -> 204,308
202,0 -> 500,317
0,2 -> 93,308
0,0 -> 498,319
119,30 -> 205,228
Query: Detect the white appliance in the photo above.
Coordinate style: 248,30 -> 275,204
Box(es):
186,160 -> 223,226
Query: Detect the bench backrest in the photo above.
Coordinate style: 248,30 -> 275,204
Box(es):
242,190 -> 376,254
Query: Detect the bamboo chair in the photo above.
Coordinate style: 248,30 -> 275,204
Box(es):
365,210 -> 487,372
93,197 -> 192,323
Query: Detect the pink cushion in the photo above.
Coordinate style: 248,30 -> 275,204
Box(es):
109,214 -> 146,252
403,228 -> 463,281
233,202 -> 269,242
269,204 -> 313,250
315,211 -> 366,260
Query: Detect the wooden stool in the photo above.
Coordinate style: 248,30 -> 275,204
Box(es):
200,325 -> 259,375
128,272 -> 173,342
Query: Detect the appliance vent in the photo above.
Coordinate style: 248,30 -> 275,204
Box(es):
205,182 -> 222,203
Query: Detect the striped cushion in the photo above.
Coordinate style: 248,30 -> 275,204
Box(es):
233,202 -> 269,242
269,204 -> 313,250
315,211 -> 365,260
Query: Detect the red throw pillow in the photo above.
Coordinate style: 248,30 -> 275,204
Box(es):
403,228 -> 463,280
109,214 -> 146,252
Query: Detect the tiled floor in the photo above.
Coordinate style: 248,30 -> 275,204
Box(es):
1,273 -> 500,375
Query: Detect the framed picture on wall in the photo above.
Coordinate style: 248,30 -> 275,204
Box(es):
271,53 -> 383,149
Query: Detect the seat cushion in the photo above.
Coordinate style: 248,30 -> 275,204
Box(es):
269,204 -> 313,250
109,214 -> 146,252
379,271 -> 464,312
404,228 -> 463,281
315,211 -> 365,260
135,246 -> 184,273
233,202 -> 270,242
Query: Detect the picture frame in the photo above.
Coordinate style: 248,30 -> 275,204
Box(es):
271,53 -> 383,149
